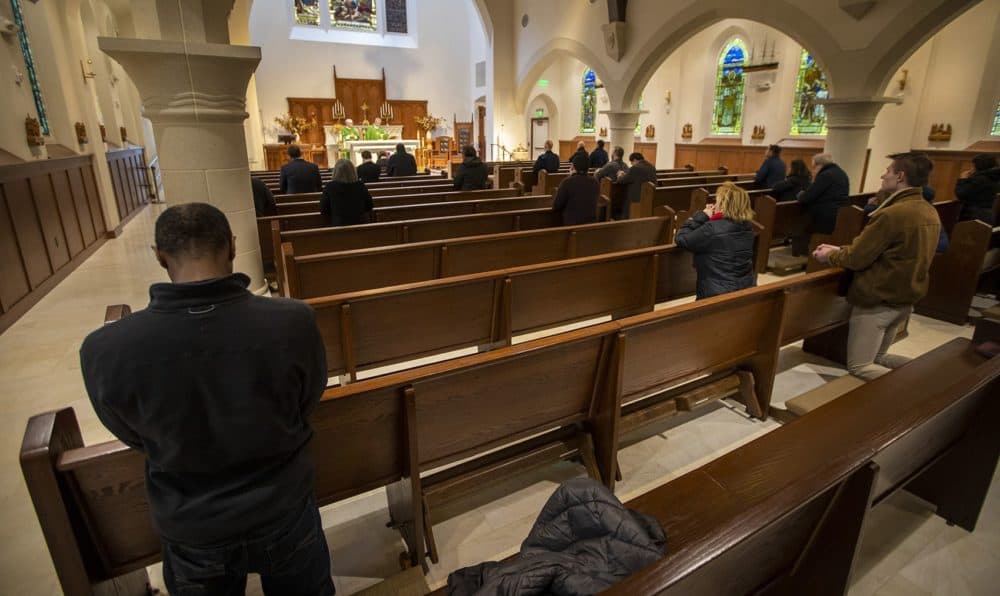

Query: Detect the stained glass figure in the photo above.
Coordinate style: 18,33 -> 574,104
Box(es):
294,0 -> 320,26
635,96 -> 644,134
790,50 -> 829,135
11,0 -> 49,135
385,0 -> 407,34
710,40 -> 747,136
332,0 -> 377,32
992,100 -> 1000,136
580,68 -> 597,134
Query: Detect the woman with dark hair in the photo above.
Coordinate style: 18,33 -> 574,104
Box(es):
769,159 -> 812,202
321,158 -> 373,226
955,153 -> 1000,224
453,146 -> 489,190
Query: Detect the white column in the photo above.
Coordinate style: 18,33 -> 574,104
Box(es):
819,97 -> 901,193
600,110 -> 643,157
99,38 -> 267,294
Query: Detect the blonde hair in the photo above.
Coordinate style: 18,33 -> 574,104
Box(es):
715,182 -> 755,222
332,158 -> 358,183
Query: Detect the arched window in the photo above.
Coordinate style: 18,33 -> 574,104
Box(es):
711,39 -> 747,136
580,68 -> 597,133
11,0 -> 48,134
791,50 -> 829,135
992,100 -> 1000,136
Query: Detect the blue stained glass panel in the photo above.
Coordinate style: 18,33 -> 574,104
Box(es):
791,50 -> 829,135
11,0 -> 49,135
992,101 -> 1000,136
711,40 -> 746,136
580,68 -> 597,133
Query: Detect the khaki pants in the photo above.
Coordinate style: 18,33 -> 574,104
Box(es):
846,304 -> 913,381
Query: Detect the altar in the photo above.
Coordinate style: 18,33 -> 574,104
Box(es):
342,139 -> 419,164
322,124 -> 417,164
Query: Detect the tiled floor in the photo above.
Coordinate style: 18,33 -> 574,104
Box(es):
0,204 -> 994,595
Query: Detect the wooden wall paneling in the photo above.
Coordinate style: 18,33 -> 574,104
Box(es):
108,155 -> 126,219
28,176 -> 70,272
124,155 -> 139,212
389,100 -> 428,142
0,187 -> 31,311
675,146 -> 697,168
919,150 -> 975,202
49,171 -> 85,258
634,142 -> 657,165
3,178 -> 51,288
81,165 -> 107,236
66,168 -> 97,246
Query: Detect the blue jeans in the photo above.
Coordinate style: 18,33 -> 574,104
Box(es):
162,500 -> 335,596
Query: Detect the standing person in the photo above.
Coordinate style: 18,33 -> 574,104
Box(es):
533,140 -> 560,174
614,152 -> 657,219
322,158 -> 375,226
594,146 -> 627,183
80,203 -> 335,596
387,143 -> 418,177
792,153 -> 849,255
955,153 -> 1000,224
356,149 -> 380,183
453,146 -> 489,190
279,144 -> 323,194
675,182 -> 757,299
251,175 -> 276,216
769,158 -> 811,202
553,153 -> 600,226
813,152 -> 941,381
754,145 -> 787,189
589,139 -> 609,168
573,141 -> 588,161
376,151 -> 390,171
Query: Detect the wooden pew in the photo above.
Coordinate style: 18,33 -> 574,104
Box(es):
274,188 -> 521,213
281,216 -> 675,298
537,170 -> 571,195
603,337 -> 1000,595
630,180 -> 757,220
22,269 -> 864,591
916,220 -> 996,324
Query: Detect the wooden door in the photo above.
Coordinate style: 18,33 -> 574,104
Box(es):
477,105 -> 486,159
531,118 -> 549,159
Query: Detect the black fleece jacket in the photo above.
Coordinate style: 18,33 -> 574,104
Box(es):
80,274 -> 327,546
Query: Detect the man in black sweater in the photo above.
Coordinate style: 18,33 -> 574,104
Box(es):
615,152 -> 658,219
279,144 -> 324,194
80,203 -> 334,596
793,152 -> 850,255
357,149 -> 380,183
553,154 -> 600,225
387,143 -> 418,176
251,175 -> 276,216
453,145 -> 489,190
533,140 -> 560,174
589,139 -> 609,168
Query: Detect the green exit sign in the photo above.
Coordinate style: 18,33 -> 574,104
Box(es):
537,79 -> 549,87
535,109 -> 545,117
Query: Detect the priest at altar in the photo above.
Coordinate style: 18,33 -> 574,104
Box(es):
324,118 -> 415,164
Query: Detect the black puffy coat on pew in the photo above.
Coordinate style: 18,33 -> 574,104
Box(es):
447,478 -> 666,596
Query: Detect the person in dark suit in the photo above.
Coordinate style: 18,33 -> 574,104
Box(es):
955,153 -> 1000,224
792,153 -> 850,255
594,146 -> 627,183
553,154 -> 600,226
769,159 -> 811,202
533,140 -> 560,174
754,145 -> 787,189
279,145 -> 323,194
589,140 -> 609,168
321,158 -> 374,226
453,146 -> 489,190
376,151 -> 390,171
357,150 -> 380,183
573,141 -> 588,161
250,176 -> 276,216
614,152 -> 657,219
387,143 -> 418,177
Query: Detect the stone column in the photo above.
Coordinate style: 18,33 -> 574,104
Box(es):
98,37 -> 266,293
819,97 -> 901,193
600,110 -> 643,157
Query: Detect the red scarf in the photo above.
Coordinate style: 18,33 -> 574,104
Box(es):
710,212 -> 725,220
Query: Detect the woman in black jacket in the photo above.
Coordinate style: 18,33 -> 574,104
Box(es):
453,146 -> 490,190
321,159 -> 374,226
955,153 -> 1000,224
769,159 -> 812,202
675,182 -> 757,300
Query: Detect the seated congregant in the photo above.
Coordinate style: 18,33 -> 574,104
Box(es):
573,141 -> 588,160
791,153 -> 849,255
453,146 -> 489,190
357,150 -> 380,183
770,158 -> 811,202
589,139 -> 609,168
279,144 -> 323,194
754,144 -> 787,189
594,146 -> 628,183
387,143 -> 418,177
955,153 -> 1000,224
675,182 -> 757,300
533,140 -> 560,174
614,152 -> 657,219
322,158 -> 375,226
250,175 -> 276,216
80,203 -> 334,595
376,150 -> 390,170
553,154 -> 600,226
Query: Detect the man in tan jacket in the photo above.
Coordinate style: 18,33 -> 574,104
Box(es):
813,152 -> 941,381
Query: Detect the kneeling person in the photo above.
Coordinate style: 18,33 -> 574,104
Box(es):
675,182 -> 757,300
80,203 -> 334,596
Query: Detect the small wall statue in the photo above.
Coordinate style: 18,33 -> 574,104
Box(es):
25,116 -> 44,146
751,125 -> 766,140
644,124 -> 655,139
928,123 -> 952,142
75,122 -> 88,144
100,124 -> 108,143
681,123 -> 693,140
599,127 -> 608,137
120,126 -> 128,143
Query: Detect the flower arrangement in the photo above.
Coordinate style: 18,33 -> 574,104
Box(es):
273,113 -> 316,137
414,114 -> 445,132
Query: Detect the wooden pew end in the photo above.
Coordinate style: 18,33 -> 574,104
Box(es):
104,304 -> 131,325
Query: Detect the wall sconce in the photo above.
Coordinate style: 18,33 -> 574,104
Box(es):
664,90 -> 671,106
897,69 -> 908,92
80,59 -> 97,82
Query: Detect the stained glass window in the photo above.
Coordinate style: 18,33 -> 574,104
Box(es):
790,50 -> 829,135
992,100 -> 1000,136
11,0 -> 49,135
710,39 -> 746,136
332,0 -> 377,32
294,0 -> 320,26
635,96 -> 644,134
385,0 -> 407,34
580,68 -> 597,134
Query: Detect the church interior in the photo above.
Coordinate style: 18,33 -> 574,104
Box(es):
2,0 -> 1000,594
